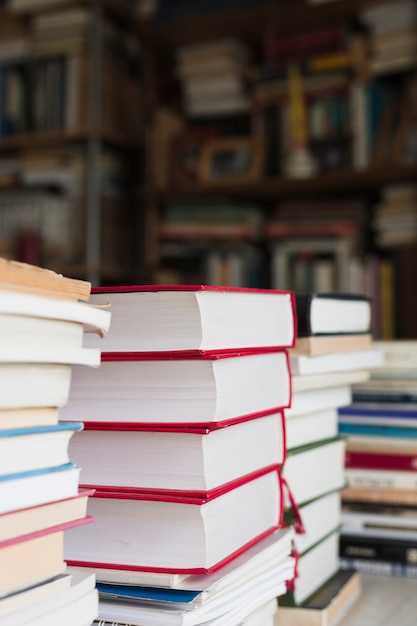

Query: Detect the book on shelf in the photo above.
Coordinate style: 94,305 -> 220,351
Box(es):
372,340 -> 417,370
70,412 -> 286,494
275,568 -> 361,626
289,348 -> 384,377
344,467 -> 417,491
341,484 -> 417,507
60,350 -> 292,427
344,434 -> 417,473
270,239 -> 355,293
0,422 -> 82,477
282,438 -> 346,508
0,489 -> 92,543
83,284 -> 296,354
0,516 -> 93,599
341,501 -> 417,541
338,403 -> 417,429
0,462 -> 81,515
295,293 -> 372,337
3,570 -> 98,626
339,557 -> 417,578
65,466 -> 283,574
340,533 -> 417,568
93,529 -> 295,626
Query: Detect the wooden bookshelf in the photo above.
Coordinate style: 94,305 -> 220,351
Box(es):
138,0 -> 387,48
0,129 -> 139,153
158,164 -> 417,200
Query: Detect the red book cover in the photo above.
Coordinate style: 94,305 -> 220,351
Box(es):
66,466 -> 283,574
345,451 -> 417,473
88,284 -> 297,353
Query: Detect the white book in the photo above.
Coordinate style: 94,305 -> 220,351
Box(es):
290,349 -> 384,376
71,412 -> 286,493
60,351 -> 291,426
282,438 -> 346,507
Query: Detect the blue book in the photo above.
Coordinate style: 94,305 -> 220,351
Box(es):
0,422 -> 83,478
339,406 -> 417,420
0,462 -> 81,515
97,583 -> 202,609
339,423 -> 417,439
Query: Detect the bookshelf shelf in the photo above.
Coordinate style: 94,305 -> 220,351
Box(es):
0,129 -> 139,153
160,164 -> 417,200
138,0 -> 388,48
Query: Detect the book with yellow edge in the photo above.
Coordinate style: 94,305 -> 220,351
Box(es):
290,334 -> 372,357
0,258 -> 91,301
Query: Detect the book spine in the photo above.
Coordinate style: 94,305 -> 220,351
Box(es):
340,534 -> 417,565
345,450 -> 417,472
340,557 -> 417,578
339,423 -> 417,438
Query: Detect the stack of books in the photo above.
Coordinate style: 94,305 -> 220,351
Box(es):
276,292 -> 383,624
60,284 -> 299,625
339,339 -> 417,577
361,0 -> 417,75
175,39 -> 251,117
0,258 -> 111,624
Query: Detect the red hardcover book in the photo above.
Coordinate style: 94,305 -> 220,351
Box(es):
0,515 -> 93,598
82,284 -> 296,355
69,412 -> 286,494
60,350 -> 292,428
345,450 -> 417,473
65,467 -> 284,575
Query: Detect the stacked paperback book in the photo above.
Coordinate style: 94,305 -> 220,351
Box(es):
61,284 -> 299,625
276,292 -> 383,624
339,339 -> 417,577
0,258 -> 111,625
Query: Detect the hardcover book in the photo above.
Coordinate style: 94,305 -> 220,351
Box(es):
60,350 -> 292,427
65,466 -> 284,574
295,293 -> 371,337
70,412 -> 286,494
83,284 -> 296,354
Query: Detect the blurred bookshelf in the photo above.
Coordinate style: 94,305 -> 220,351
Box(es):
137,0 -> 417,339
0,0 -> 142,285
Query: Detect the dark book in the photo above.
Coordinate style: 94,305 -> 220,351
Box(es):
295,293 -> 372,337
340,533 -> 417,566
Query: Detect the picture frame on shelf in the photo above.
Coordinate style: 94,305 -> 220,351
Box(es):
197,136 -> 264,185
171,133 -> 207,187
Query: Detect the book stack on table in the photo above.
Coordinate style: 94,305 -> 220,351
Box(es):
0,258 -> 111,625
276,292 -> 384,625
61,284 -> 299,625
339,340 -> 417,577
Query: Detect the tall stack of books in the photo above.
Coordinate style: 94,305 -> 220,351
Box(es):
60,284 -> 298,625
339,339 -> 417,578
275,292 -> 383,624
0,258 -> 111,624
